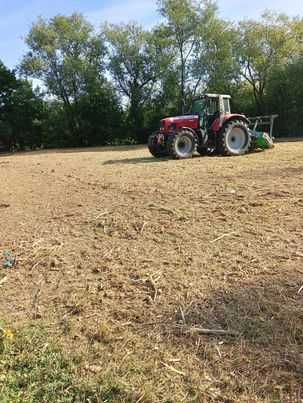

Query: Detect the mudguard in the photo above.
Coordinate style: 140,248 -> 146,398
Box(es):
211,114 -> 250,133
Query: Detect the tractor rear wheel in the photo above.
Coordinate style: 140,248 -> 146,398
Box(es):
148,133 -> 168,158
167,130 -> 196,159
218,120 -> 251,156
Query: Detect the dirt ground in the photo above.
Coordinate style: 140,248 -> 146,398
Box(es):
0,143 -> 303,402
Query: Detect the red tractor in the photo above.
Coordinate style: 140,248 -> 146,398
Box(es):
148,94 -> 252,159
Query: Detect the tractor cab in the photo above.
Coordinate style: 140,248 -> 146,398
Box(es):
192,94 -> 231,129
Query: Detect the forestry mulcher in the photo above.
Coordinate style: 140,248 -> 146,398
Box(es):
148,94 -> 275,159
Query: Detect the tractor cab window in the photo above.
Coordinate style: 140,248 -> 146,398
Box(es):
223,98 -> 231,114
205,97 -> 220,127
207,98 -> 219,115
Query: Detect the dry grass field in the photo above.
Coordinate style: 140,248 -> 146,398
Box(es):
0,142 -> 303,402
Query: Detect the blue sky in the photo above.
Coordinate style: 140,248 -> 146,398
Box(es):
0,0 -> 302,69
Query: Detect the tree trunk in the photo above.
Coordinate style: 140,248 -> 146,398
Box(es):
180,49 -> 186,115
129,84 -> 144,141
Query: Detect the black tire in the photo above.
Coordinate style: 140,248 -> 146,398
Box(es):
167,130 -> 196,159
148,133 -> 168,158
217,120 -> 251,156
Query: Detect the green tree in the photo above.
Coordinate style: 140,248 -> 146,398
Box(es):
158,0 -> 200,113
21,14 -> 106,145
0,61 -> 43,150
5,81 -> 44,149
141,25 -> 179,131
235,13 -> 296,113
192,12 -> 238,95
76,81 -> 124,146
104,23 -> 162,142
158,0 -> 221,113
0,62 -> 17,148
266,59 -> 303,136
0,61 -> 17,100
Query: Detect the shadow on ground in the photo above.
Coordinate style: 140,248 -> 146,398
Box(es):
169,274 -> 302,346
142,271 -> 303,400
102,156 -> 170,165
0,145 -> 146,158
102,153 -> 218,165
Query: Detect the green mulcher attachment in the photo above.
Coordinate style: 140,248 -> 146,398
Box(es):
248,114 -> 278,151
251,131 -> 274,149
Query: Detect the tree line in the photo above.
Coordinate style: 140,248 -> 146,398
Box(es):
1,0 -> 303,150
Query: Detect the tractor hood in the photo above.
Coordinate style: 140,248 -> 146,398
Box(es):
161,115 -> 199,131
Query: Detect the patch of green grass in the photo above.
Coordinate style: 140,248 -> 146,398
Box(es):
0,325 -> 132,403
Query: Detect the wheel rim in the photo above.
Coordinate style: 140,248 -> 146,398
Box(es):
175,135 -> 193,157
226,127 -> 248,154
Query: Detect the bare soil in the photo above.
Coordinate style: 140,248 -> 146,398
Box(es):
0,143 -> 303,402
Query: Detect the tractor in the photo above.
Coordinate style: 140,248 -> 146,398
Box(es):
148,94 -> 253,159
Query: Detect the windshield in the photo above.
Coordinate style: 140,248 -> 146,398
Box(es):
192,99 -> 206,115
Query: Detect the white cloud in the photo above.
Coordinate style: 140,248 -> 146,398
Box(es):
218,0 -> 303,21
85,0 -> 159,28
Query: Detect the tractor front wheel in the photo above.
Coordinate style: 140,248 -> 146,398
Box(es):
148,133 -> 168,158
167,130 -> 196,159
218,120 -> 251,156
